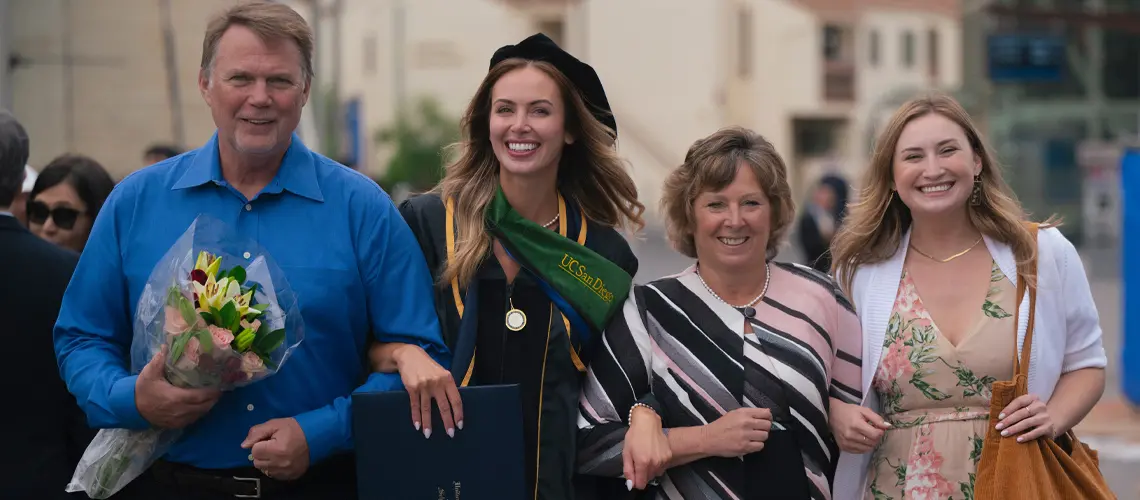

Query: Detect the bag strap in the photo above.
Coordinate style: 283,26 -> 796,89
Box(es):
1013,223 -> 1040,377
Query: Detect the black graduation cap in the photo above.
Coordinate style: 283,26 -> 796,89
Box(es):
489,33 -> 617,137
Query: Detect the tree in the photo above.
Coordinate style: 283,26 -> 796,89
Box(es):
375,97 -> 459,192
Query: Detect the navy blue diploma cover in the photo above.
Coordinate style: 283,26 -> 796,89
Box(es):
351,384 -> 527,499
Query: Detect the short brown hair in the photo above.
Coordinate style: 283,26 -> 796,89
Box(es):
201,1 -> 314,80
660,126 -> 795,260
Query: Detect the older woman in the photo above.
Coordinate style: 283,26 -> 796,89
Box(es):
829,94 -> 1107,499
577,127 -> 863,499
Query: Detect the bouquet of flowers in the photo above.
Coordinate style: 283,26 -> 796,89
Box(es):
66,214 -> 304,499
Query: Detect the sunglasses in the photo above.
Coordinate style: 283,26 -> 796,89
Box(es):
26,201 -> 84,230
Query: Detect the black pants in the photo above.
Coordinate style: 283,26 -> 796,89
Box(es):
110,454 -> 357,500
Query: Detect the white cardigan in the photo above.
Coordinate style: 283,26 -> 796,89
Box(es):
832,227 -> 1108,500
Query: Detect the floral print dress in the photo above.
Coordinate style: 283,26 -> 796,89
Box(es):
864,261 -> 1015,500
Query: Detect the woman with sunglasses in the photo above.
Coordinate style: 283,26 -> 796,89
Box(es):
27,154 -> 115,253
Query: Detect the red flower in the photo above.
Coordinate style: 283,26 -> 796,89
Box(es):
190,269 -> 208,285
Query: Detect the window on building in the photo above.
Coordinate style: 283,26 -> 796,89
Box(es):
902,30 -> 915,68
538,19 -> 565,46
824,24 -> 843,61
869,29 -> 880,66
737,6 -> 753,77
363,33 -> 377,75
927,28 -> 940,79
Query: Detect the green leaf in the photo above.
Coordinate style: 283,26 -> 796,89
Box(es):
199,310 -> 216,325
255,328 -> 285,354
197,329 -> 214,353
258,352 -> 278,371
170,331 -> 192,363
177,295 -> 198,329
252,303 -> 270,312
982,300 -> 1012,319
220,301 -> 239,331
228,266 -> 246,285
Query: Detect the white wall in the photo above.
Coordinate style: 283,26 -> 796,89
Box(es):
851,8 -> 963,173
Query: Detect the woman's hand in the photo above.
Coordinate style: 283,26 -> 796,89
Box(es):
996,394 -> 1056,442
829,399 -> 891,454
392,344 -> 464,439
623,406 -> 671,490
701,408 -> 772,458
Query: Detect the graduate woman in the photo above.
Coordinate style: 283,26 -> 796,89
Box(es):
369,34 -> 645,500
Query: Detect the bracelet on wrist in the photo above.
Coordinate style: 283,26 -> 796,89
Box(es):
628,402 -> 658,424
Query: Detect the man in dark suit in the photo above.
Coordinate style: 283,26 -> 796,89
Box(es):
0,110 -> 95,499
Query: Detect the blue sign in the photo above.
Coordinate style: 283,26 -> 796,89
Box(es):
1122,149 -> 1140,406
987,34 -> 1066,82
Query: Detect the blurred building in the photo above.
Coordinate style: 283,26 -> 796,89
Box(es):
288,0 -> 961,219
1,0 -> 243,177
1,0 -> 961,215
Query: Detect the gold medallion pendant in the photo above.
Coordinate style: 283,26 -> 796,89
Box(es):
505,298 -> 527,331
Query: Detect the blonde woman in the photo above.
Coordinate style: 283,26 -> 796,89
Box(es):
828,94 -> 1107,499
369,34 -> 644,499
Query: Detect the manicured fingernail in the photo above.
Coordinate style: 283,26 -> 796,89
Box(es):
999,413 -> 1006,419
457,420 -> 464,430
424,428 -> 432,439
1001,430 -> 1009,437
414,421 -> 421,431
626,479 -> 633,491
447,428 -> 455,438
995,423 -> 1004,430
1017,437 -> 1024,442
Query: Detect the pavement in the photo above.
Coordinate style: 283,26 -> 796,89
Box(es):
626,227 -> 1140,499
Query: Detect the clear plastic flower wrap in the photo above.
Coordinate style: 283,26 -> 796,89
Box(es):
67,214 -> 305,498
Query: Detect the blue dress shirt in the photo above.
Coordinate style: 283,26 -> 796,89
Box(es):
54,132 -> 448,469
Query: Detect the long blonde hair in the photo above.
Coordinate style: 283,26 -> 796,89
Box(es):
437,58 -> 645,288
830,93 -> 1054,294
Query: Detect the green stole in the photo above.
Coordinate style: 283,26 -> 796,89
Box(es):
445,189 -> 632,386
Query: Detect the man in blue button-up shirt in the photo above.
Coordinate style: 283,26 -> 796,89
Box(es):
54,3 -> 453,498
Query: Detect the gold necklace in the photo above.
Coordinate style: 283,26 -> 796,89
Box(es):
505,297 -> 527,331
909,236 -> 983,263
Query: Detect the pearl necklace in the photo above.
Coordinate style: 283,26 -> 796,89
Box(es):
695,262 -> 771,318
541,214 -> 559,229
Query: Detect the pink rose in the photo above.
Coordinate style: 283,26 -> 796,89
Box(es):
173,336 -> 201,371
164,306 -> 190,335
877,336 -> 914,384
208,325 -> 235,351
241,351 -> 266,379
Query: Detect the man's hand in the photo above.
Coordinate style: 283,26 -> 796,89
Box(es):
135,349 -> 221,429
394,344 -> 463,439
242,418 -> 310,481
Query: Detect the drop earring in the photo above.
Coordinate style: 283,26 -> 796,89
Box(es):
970,174 -> 982,206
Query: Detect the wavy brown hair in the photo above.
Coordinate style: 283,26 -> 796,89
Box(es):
660,126 -> 795,260
437,58 -> 645,288
830,93 -> 1055,294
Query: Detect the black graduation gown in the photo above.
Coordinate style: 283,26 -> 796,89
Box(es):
398,193 -> 639,500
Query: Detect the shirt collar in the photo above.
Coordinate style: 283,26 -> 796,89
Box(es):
172,131 -> 324,202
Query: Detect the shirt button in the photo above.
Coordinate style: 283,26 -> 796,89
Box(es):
247,404 -> 255,411
244,204 -> 252,211
243,251 -> 251,259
